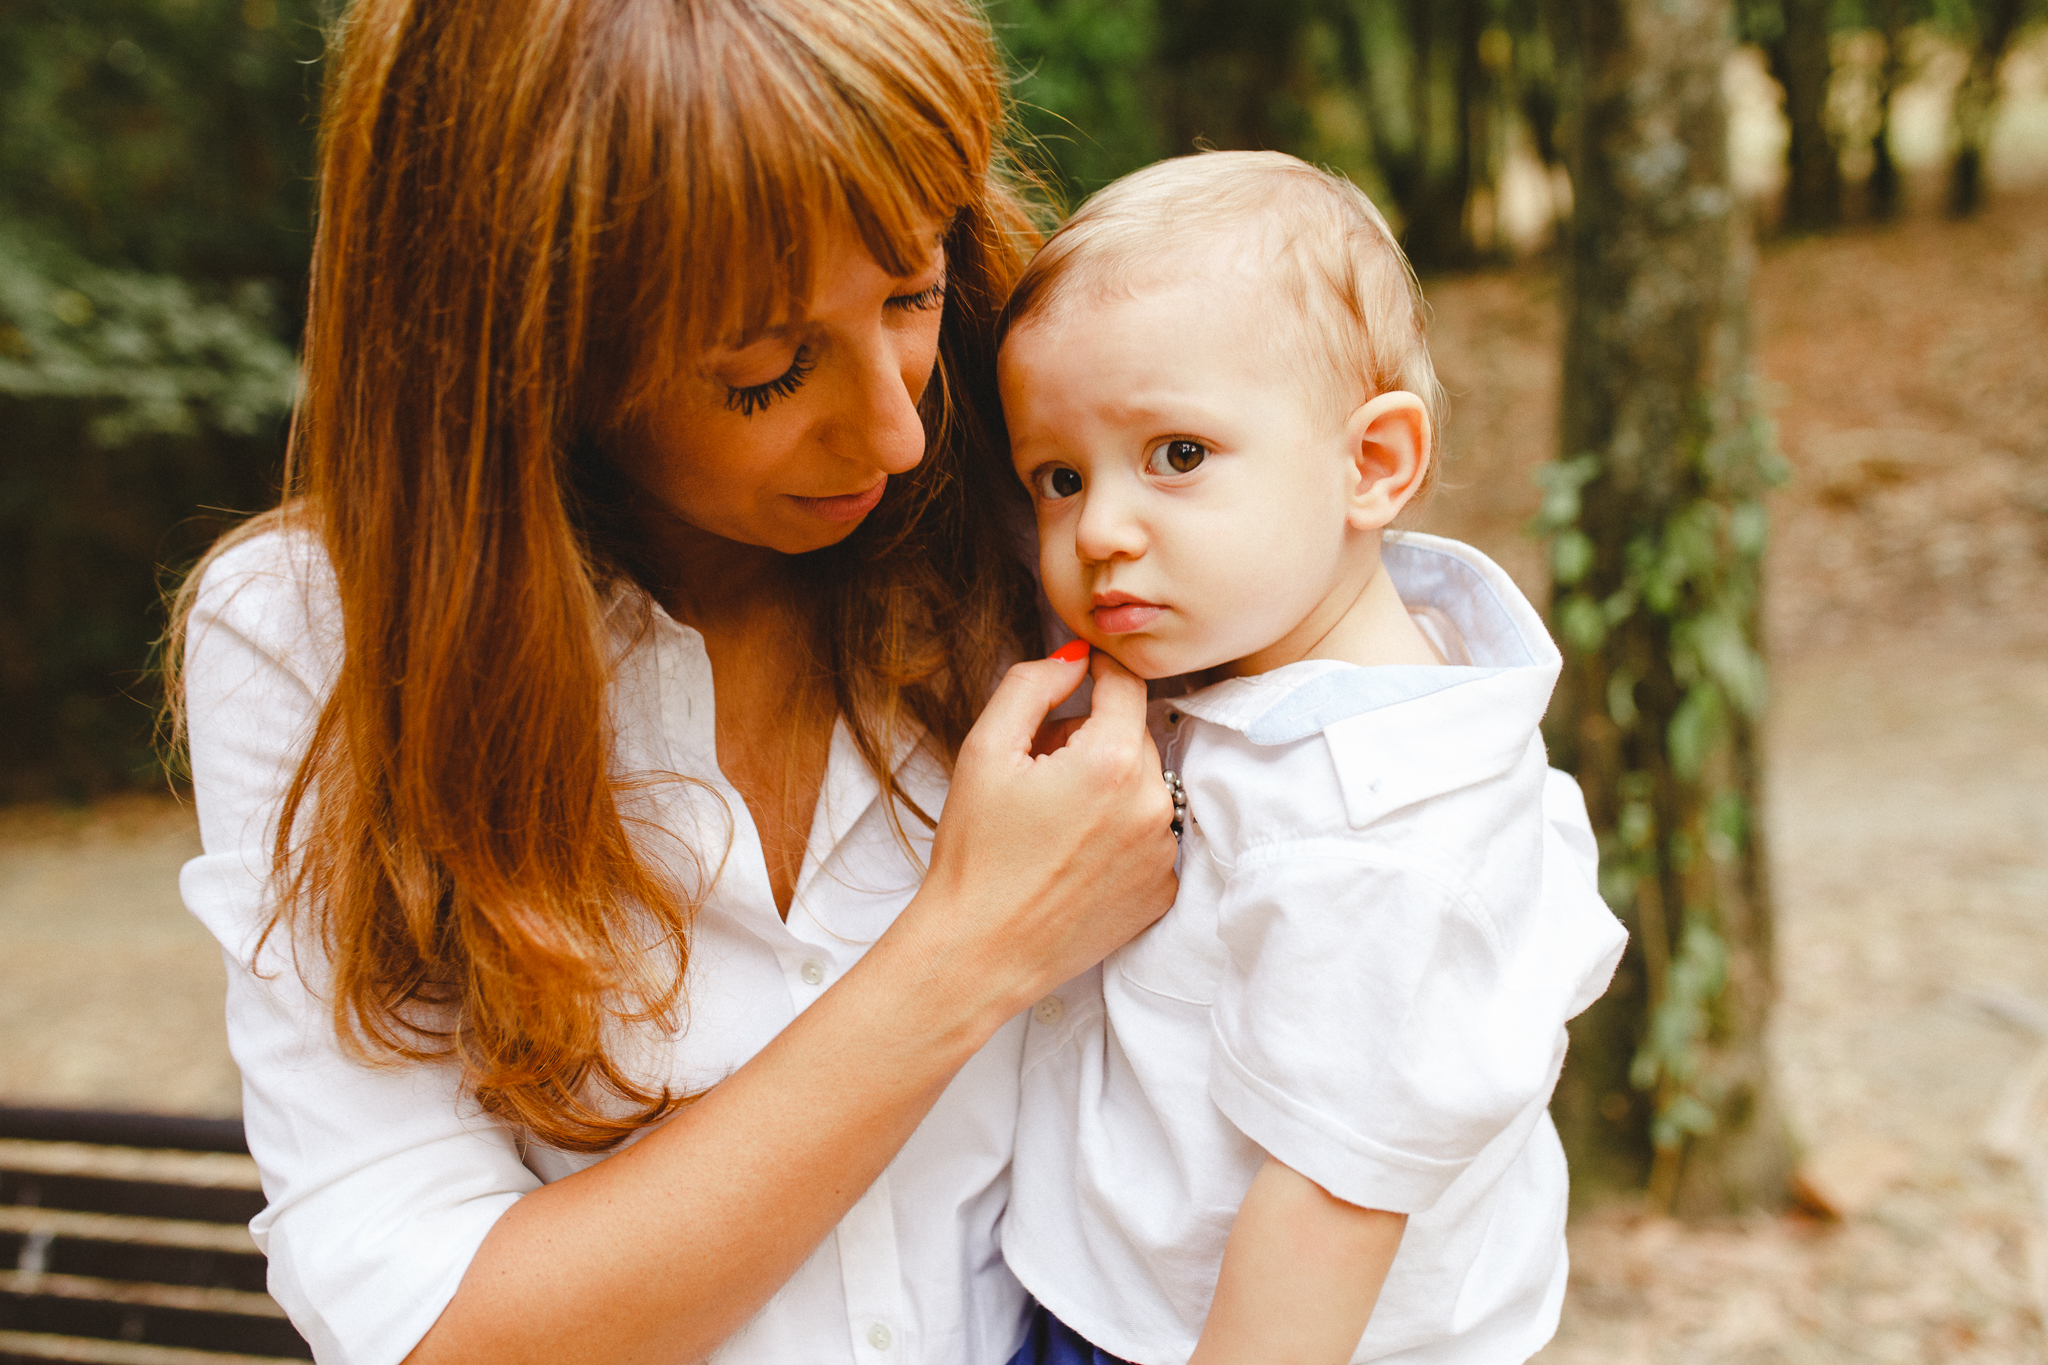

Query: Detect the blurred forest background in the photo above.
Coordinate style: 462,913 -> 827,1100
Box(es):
2,0 -> 2042,801
3,0 -> 2047,1359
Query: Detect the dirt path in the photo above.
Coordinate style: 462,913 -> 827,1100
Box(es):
1537,640 -> 2048,1363
0,795 -> 234,1116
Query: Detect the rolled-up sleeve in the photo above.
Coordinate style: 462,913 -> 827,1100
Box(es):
181,533 -> 537,1365
1206,827 -> 1613,1217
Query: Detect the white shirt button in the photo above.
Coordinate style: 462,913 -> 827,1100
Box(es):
799,958 -> 826,986
866,1322 -> 893,1350
1033,995 -> 1064,1025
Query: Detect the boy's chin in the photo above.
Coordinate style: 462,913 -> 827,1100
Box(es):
1096,640 -> 1227,685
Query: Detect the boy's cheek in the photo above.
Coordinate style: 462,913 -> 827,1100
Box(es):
1037,560 -> 1094,641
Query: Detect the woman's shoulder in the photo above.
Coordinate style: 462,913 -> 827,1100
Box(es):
185,509 -> 342,693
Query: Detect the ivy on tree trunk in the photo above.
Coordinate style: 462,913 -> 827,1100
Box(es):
1543,0 -> 1795,1215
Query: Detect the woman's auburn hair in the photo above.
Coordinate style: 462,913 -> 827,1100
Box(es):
173,0 -> 1042,1152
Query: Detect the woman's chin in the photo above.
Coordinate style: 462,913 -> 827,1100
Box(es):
773,517 -> 868,556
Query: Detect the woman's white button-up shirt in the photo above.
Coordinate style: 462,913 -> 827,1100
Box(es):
178,530 -> 1030,1365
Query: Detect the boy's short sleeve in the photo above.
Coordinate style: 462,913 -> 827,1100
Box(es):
1205,799 -> 1620,1215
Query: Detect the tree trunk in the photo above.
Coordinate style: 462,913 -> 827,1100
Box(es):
1155,0 -> 1295,156
1769,0 -> 1841,231
1867,0 -> 1908,217
1947,0 -> 2026,217
1355,0 -> 1490,269
1867,0 -> 1907,221
1545,0 -> 1795,1215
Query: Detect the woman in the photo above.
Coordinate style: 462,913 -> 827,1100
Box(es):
174,1 -> 1175,1361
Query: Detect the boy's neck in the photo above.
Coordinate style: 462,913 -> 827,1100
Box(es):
1214,544 -> 1443,680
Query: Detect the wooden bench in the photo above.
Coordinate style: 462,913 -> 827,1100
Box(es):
0,1108 -> 311,1364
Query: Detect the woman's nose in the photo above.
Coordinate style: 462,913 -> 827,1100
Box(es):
829,338 -> 928,477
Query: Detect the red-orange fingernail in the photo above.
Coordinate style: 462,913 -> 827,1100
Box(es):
1049,640 -> 1089,663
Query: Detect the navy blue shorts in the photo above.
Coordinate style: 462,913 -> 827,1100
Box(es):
1005,1305 -> 1136,1365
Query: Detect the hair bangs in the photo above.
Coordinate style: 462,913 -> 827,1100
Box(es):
593,0 -> 996,427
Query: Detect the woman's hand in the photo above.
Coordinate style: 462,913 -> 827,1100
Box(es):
899,645 -> 1179,1028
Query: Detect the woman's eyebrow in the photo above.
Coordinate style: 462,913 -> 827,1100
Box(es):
718,318 -> 805,352
900,227 -> 950,279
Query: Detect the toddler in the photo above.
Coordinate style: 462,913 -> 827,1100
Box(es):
998,151 -> 1629,1365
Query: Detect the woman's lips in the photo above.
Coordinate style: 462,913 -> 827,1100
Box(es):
1092,601 -> 1165,633
790,480 -> 887,523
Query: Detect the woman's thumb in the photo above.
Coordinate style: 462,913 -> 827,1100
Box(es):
969,644 -> 1090,760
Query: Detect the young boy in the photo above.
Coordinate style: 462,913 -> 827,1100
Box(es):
997,151 -> 1628,1365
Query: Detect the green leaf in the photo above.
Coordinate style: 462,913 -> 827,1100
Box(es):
1606,669 -> 1639,729
1617,797 -> 1655,851
1652,1094 -> 1717,1150
1528,454 -> 1600,534
1598,861 -> 1638,912
1666,684 -> 1724,779
1682,612 -> 1767,717
1730,499 -> 1769,558
1551,529 -> 1595,585
1706,789 -> 1748,863
1558,594 -> 1607,652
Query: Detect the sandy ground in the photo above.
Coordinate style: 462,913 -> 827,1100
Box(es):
0,796 -> 237,1115
1,60 -> 2045,1365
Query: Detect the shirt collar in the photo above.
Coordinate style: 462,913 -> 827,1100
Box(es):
1168,533 -> 1559,745
1162,536 -> 1560,825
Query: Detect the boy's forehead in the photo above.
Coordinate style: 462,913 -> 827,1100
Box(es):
1011,241 -> 1273,345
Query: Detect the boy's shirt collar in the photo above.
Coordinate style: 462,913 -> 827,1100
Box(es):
1158,533 -> 1562,829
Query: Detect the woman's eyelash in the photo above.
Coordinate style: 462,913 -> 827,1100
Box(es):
725,346 -> 815,417
888,277 -> 947,312
720,274 -> 937,418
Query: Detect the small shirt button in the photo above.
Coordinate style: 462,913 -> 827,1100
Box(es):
1167,710 -> 1181,724
799,958 -> 826,986
866,1323 -> 893,1351
1033,995 -> 1064,1025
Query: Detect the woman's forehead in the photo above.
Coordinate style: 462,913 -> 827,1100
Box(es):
713,214 -> 953,350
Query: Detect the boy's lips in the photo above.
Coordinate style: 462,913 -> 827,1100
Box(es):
1092,592 -> 1165,634
789,479 -> 887,522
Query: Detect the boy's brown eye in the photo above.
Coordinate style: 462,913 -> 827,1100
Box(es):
1035,466 -> 1083,500
1146,439 -> 1207,475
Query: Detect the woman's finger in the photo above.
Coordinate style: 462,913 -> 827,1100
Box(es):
965,645 -> 1091,762
1029,716 -> 1088,758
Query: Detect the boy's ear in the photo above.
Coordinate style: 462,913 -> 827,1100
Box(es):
1342,391 -> 1431,532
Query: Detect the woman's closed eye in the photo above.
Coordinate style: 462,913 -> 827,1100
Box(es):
887,274 -> 947,313
1146,438 -> 1207,476
722,272 -> 943,419
1032,465 -> 1084,501
725,345 -> 816,417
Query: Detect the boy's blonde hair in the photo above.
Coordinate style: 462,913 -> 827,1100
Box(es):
1000,150 -> 1444,498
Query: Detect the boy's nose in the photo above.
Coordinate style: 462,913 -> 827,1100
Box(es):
1073,484 -> 1148,562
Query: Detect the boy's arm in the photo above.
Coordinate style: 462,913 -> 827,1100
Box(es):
1189,1156 -> 1407,1365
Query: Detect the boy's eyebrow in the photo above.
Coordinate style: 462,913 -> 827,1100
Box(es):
1093,393 -> 1233,429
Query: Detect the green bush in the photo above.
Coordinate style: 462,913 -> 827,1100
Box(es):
0,0 -> 323,800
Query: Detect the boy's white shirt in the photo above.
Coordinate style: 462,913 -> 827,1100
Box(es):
1004,532 -> 1628,1365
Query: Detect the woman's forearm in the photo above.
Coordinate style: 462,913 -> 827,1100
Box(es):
1189,1158 -> 1407,1365
405,910 -> 1017,1365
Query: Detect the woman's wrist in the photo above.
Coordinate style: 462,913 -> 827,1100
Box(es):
858,875 -> 1042,1054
